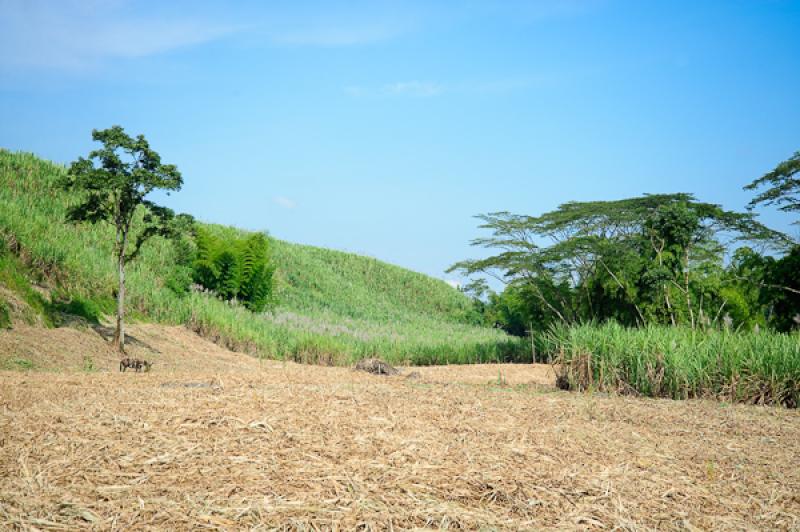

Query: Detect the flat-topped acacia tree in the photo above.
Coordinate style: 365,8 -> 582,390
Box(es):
62,126 -> 183,353
745,150 -> 800,228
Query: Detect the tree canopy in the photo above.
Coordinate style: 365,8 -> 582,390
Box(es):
449,193 -> 790,331
745,150 -> 800,225
62,125 -> 185,352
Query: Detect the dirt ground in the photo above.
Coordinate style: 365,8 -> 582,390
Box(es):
1,325 -> 799,530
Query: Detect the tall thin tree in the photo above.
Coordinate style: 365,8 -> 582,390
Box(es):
62,126 -> 183,353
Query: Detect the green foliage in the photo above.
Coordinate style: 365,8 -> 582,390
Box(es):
50,296 -> 110,324
61,126 -> 184,263
0,149 -> 522,364
763,246 -> 800,332
451,193 -> 791,333
161,213 -> 198,296
745,150 -> 800,225
717,286 -> 752,327
0,301 -> 10,329
215,250 -> 240,300
546,322 -> 800,407
268,234 -> 479,324
192,227 -> 275,312
62,126 -> 186,351
5,358 -> 34,370
483,284 -> 539,337
0,241 -> 114,326
0,250 -> 54,326
724,246 -> 800,332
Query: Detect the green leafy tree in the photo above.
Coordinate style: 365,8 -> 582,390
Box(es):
763,247 -> 800,331
741,151 -> 800,329
745,150 -> 800,229
164,214 -> 198,295
450,194 -> 786,330
62,126 -> 183,353
719,247 -> 769,328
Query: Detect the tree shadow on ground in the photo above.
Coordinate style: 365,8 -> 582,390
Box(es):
91,325 -> 161,354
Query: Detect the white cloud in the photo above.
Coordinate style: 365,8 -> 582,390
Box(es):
0,1 -> 598,72
273,196 -> 296,209
445,279 -> 461,290
0,0 -> 237,70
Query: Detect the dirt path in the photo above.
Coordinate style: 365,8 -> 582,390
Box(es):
1,325 -> 799,529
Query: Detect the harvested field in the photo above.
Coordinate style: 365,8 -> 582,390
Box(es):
1,327 -> 799,530
0,323 -> 269,374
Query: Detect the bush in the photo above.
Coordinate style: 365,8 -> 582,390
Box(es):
192,227 -> 275,312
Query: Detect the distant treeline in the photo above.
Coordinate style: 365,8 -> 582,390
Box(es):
452,151 -> 800,335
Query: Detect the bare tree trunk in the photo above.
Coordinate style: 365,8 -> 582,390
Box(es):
729,275 -> 800,295
698,293 -> 705,330
664,286 -> 676,327
598,259 -> 646,325
112,231 -> 127,354
712,300 -> 727,328
522,273 -> 569,324
684,248 -> 695,330
652,237 -> 675,326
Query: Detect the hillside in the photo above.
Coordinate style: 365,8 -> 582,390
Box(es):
204,224 -> 476,324
0,149 -> 524,365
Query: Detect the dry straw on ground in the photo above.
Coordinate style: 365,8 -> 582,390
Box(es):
1,324 -> 799,530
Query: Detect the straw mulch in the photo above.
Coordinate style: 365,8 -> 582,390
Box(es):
1,328 -> 799,529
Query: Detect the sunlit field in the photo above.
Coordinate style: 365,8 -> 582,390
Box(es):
1,325 -> 798,530
0,150 -> 524,366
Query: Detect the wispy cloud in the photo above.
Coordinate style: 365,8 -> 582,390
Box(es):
0,1 -> 598,72
0,0 -> 237,70
273,196 -> 296,209
261,1 -> 419,47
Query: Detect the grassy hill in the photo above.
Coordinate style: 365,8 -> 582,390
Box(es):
0,149 -> 524,365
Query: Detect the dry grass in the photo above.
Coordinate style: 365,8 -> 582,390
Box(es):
1,326 -> 799,530
0,324 -> 268,374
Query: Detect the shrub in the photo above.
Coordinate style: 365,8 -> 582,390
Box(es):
192,227 -> 275,312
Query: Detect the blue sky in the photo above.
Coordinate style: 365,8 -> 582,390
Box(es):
1,0 -> 798,286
